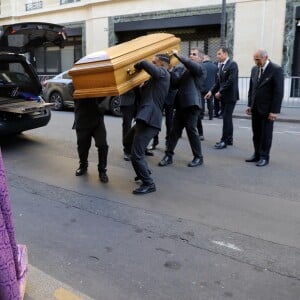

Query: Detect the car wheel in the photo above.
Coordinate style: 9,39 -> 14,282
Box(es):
109,96 -> 122,117
49,91 -> 64,111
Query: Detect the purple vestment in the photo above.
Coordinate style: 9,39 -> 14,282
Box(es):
0,149 -> 27,300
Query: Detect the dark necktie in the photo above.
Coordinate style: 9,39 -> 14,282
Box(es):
218,63 -> 224,79
257,67 -> 263,82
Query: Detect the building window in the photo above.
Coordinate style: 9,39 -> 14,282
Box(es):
34,47 -> 60,74
60,0 -> 80,4
34,36 -> 82,75
25,0 -> 43,11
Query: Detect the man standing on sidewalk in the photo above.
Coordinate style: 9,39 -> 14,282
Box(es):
201,54 -> 218,120
245,49 -> 284,167
205,47 -> 239,149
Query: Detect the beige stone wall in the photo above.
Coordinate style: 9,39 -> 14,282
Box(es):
234,0 -> 286,76
85,17 -> 109,53
1,0 -> 288,75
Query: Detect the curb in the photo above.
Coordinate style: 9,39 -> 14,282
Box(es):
233,114 -> 300,124
233,104 -> 300,124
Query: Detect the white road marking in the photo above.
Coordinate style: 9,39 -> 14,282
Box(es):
211,240 -> 243,252
273,130 -> 300,135
279,130 -> 300,135
204,123 -> 220,127
204,121 -> 300,135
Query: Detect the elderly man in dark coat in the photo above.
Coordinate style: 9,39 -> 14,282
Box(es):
245,49 -> 284,166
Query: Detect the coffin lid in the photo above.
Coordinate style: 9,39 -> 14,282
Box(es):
73,33 -> 179,71
69,33 -> 181,98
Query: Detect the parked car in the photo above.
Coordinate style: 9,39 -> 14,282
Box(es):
42,71 -> 122,116
0,22 -> 67,135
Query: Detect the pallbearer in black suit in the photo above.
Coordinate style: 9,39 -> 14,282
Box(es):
123,54 -> 170,195
120,89 -> 137,161
245,49 -> 284,167
205,47 -> 239,149
73,98 -> 109,183
159,48 -> 206,168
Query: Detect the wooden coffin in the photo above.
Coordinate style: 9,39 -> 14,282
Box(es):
69,33 -> 181,99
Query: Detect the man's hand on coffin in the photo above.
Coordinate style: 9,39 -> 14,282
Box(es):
134,62 -> 143,71
171,49 -> 178,56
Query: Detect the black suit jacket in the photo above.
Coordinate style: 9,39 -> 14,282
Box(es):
120,89 -> 136,107
202,60 -> 218,93
171,54 -> 206,109
211,59 -> 239,103
248,61 -> 284,114
134,60 -> 170,130
72,98 -> 104,130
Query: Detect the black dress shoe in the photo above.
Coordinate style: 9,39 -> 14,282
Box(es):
145,149 -> 154,156
245,155 -> 260,162
123,153 -> 131,161
133,183 -> 156,195
158,155 -> 173,167
148,141 -> 159,150
214,141 -> 227,149
75,166 -> 87,176
216,140 -> 232,146
188,157 -> 203,167
256,159 -> 269,167
99,171 -> 109,183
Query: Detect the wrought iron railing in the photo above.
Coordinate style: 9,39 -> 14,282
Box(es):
38,75 -> 300,108
237,77 -> 300,108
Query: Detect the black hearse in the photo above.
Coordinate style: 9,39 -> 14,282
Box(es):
0,22 -> 66,135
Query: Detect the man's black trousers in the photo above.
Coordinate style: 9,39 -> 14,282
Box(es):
166,106 -> 203,159
124,120 -> 159,185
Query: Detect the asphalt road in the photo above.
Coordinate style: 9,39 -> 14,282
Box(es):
1,110 -> 300,300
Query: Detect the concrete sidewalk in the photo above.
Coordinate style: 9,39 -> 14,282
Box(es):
233,104 -> 300,123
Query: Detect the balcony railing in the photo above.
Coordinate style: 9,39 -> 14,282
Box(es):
25,1 -> 43,11
60,0 -> 81,4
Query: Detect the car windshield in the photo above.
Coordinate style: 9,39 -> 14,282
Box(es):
54,71 -> 71,80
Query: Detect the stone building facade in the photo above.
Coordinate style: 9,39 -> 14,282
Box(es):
1,0 -> 299,78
